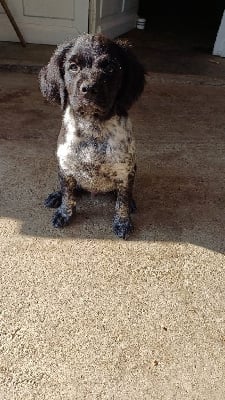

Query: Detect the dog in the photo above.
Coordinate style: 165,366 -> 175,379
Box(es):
39,33 -> 145,239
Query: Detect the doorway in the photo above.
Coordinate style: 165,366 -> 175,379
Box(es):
122,0 -> 225,79
137,0 -> 224,53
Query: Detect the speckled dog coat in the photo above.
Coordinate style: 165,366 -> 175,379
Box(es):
39,33 -> 145,239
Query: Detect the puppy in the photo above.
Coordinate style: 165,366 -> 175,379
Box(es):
39,33 -> 145,239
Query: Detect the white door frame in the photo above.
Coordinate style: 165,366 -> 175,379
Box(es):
89,0 -> 138,39
213,10 -> 225,57
89,0 -> 101,34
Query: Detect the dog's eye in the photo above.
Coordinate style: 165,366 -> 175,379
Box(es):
69,63 -> 78,71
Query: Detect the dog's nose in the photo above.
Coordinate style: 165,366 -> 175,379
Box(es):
80,82 -> 97,95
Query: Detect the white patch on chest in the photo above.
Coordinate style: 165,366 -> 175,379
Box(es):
57,106 -> 136,192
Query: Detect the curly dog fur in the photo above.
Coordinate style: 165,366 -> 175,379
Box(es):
39,33 -> 145,239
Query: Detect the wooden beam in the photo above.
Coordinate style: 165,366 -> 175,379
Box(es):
0,0 -> 26,47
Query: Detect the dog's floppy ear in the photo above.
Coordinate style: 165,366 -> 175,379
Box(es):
39,41 -> 73,109
115,40 -> 146,114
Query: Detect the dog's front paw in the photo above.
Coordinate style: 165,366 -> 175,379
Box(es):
52,206 -> 75,228
44,191 -> 62,208
113,215 -> 133,239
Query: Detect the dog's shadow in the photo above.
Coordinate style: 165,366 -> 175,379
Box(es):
1,150 -> 224,253
136,171 -> 225,252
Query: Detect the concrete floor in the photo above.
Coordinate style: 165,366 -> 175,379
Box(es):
0,28 -> 225,399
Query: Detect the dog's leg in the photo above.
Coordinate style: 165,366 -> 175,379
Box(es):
52,174 -> 77,228
113,171 -> 135,239
44,185 -> 87,208
44,190 -> 62,208
111,191 -> 136,213
44,168 -> 88,210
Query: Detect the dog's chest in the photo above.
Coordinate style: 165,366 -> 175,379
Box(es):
57,110 -> 135,191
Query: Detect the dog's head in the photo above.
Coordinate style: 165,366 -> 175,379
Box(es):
39,34 -> 145,119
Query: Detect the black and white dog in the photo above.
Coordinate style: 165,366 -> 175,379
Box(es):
39,33 -> 145,239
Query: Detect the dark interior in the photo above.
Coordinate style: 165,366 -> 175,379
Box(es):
138,0 -> 224,53
121,0 -> 225,79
